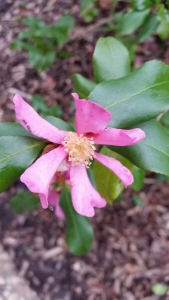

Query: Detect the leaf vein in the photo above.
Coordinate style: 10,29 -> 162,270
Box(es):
105,81 -> 169,109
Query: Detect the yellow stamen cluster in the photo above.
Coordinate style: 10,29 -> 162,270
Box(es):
62,132 -> 96,168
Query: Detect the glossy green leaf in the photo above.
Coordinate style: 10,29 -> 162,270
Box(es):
10,191 -> 39,214
73,74 -> 96,98
137,13 -> 159,43
90,60 -> 169,129
0,122 -> 33,137
118,9 -> 150,35
131,166 -> 145,191
93,37 -> 131,82
151,283 -> 168,296
60,187 -> 94,255
93,147 -> 133,204
110,120 -> 169,176
44,116 -> 74,131
0,136 -> 45,192
131,0 -> 154,11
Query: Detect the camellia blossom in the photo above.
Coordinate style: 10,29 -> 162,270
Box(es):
48,188 -> 65,219
13,93 -> 145,217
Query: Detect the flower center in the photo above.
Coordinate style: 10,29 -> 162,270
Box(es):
62,132 -> 96,168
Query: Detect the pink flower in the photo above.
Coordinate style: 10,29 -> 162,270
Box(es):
48,188 -> 65,219
13,93 -> 145,217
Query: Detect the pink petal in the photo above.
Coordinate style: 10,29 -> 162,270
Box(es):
21,146 -> 67,209
91,128 -> 146,146
48,189 -> 65,219
70,165 -> 106,217
13,94 -> 68,144
94,152 -> 133,187
72,93 -> 112,134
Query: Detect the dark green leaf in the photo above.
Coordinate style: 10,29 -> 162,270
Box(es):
87,167 -> 97,189
0,122 -> 33,137
10,191 -> 39,214
131,0 -> 153,11
31,94 -> 47,113
22,17 -> 46,29
73,74 -> 96,98
44,15 -> 75,45
118,9 -> 150,35
157,12 -> 169,40
110,120 -> 169,176
90,60 -> 169,129
93,37 -> 131,82
161,111 -> 169,127
45,106 -> 62,118
60,187 -> 94,255
137,13 -> 159,43
28,48 -> 56,70
31,94 -> 62,118
81,6 -> 99,23
156,174 -> 168,182
0,136 -> 45,192
44,116 -> 74,131
10,40 -> 31,50
131,166 -> 145,191
133,195 -> 143,206
80,0 -> 96,9
93,147 -> 133,204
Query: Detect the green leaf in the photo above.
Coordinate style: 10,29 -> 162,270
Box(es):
118,9 -> 150,36
81,6 -> 99,23
93,147 -> 133,204
10,191 -> 39,214
93,37 -> 131,82
10,40 -> 31,50
157,11 -> 169,40
28,48 -> 56,70
137,13 -> 159,43
133,195 -> 143,206
90,60 -> 169,129
22,17 -> 46,29
160,111 -> 169,134
156,174 -> 168,182
0,122 -> 33,137
45,106 -> 62,118
131,166 -> 145,191
0,136 -> 45,192
110,120 -> 169,176
31,94 -> 62,118
73,74 -> 96,98
151,283 -> 168,296
31,94 -> 48,113
45,15 -> 75,45
44,116 -> 74,131
131,0 -> 153,11
80,0 -> 96,9
60,187 -> 94,255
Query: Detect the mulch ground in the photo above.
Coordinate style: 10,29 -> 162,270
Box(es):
1,1 -> 169,300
